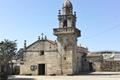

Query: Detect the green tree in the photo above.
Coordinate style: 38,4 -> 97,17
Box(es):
0,39 -> 17,62
0,39 -> 17,79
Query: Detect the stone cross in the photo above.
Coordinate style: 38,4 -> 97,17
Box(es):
38,36 -> 40,40
41,33 -> 44,40
24,40 -> 27,49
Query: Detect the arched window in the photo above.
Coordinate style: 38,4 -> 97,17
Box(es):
63,20 -> 67,28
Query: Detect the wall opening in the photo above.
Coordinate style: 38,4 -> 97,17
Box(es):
40,50 -> 44,55
89,62 -> 95,72
64,57 -> 66,60
38,64 -> 45,75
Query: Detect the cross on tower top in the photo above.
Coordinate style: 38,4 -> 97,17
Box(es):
24,40 -> 27,49
41,33 -> 44,40
38,36 -> 40,40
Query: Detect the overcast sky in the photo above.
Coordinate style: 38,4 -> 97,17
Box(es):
0,0 -> 120,51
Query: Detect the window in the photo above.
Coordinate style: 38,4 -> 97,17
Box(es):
64,57 -> 66,60
84,59 -> 87,61
63,20 -> 67,27
40,50 -> 44,55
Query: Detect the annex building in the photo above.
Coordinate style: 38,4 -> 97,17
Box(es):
20,0 -> 88,75
87,51 -> 120,72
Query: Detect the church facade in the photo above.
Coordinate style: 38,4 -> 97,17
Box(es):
20,0 -> 88,75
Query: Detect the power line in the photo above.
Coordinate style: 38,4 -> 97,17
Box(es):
82,23 -> 120,40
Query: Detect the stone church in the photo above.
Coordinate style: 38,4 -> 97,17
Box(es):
20,0 -> 88,75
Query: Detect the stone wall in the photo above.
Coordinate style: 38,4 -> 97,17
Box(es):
20,40 -> 59,75
45,51 -> 61,75
101,61 -> 120,71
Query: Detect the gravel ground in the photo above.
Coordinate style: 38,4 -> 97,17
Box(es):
8,72 -> 120,80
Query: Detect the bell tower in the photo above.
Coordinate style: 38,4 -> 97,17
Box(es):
53,0 -> 81,75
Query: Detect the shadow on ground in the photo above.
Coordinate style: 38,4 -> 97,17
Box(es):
8,75 -> 36,80
79,72 -> 120,76
8,78 -> 35,80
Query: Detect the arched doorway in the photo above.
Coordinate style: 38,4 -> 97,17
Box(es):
89,62 -> 95,72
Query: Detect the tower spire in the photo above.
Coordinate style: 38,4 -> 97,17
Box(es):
57,0 -> 77,28
54,0 -> 80,36
63,0 -> 72,8
62,0 -> 73,15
